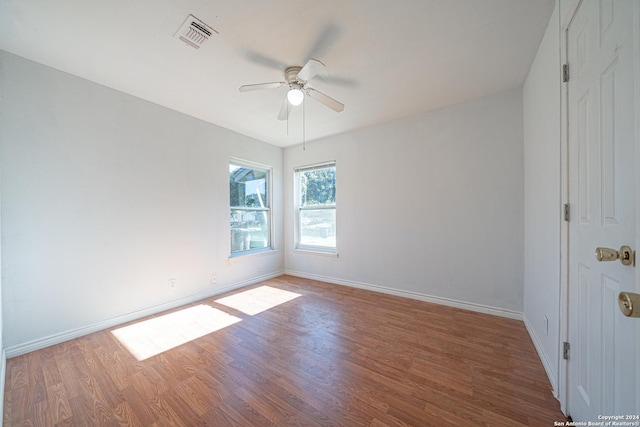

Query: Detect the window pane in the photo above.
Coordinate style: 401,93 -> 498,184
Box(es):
299,208 -> 336,248
300,167 -> 335,207
230,208 -> 269,252
230,165 -> 268,208
229,161 -> 271,255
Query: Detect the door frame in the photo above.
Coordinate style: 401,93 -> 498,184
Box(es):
558,0 -> 640,416
558,0 -> 579,415
634,0 -> 640,415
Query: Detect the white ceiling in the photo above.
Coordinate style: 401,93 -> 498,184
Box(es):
0,0 -> 554,147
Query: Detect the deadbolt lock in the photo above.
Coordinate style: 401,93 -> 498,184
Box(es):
595,245 -> 635,266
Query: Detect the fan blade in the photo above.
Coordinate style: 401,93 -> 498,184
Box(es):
306,87 -> 344,113
239,82 -> 285,92
277,96 -> 290,121
317,74 -> 358,87
305,23 -> 341,60
244,50 -> 286,70
297,59 -> 328,82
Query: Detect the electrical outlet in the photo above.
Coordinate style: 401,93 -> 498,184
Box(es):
168,277 -> 177,289
211,274 -> 217,284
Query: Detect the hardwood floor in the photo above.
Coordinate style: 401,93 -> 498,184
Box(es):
4,275 -> 566,426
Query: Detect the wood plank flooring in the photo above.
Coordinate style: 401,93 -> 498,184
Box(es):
4,275 -> 567,426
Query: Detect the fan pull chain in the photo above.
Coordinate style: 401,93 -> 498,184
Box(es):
302,95 -> 306,151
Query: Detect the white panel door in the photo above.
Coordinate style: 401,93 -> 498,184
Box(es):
567,0 -> 638,421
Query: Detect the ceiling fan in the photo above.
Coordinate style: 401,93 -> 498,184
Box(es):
239,58 -> 345,121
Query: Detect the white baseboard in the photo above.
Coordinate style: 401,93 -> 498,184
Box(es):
0,348 -> 6,420
5,270 -> 526,358
5,271 -> 284,358
285,270 -> 523,320
523,315 -> 559,398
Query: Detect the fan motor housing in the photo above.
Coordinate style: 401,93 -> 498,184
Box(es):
285,66 -> 303,84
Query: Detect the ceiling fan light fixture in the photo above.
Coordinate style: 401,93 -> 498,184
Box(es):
239,60 -> 344,120
287,87 -> 304,106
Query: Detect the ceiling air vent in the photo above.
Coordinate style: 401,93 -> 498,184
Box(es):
175,15 -> 217,49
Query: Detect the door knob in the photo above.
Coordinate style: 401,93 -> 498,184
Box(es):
595,245 -> 635,266
618,292 -> 640,317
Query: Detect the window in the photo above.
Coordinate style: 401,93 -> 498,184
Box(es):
230,161 -> 271,255
295,162 -> 336,253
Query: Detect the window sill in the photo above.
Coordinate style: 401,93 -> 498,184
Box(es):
228,248 -> 278,263
293,248 -> 339,258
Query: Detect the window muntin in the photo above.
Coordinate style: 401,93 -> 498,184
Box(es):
230,161 -> 271,255
295,162 -> 336,252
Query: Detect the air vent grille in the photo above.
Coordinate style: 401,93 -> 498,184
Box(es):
175,15 -> 217,49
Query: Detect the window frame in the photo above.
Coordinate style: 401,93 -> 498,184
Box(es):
294,161 -> 337,255
229,158 -> 274,258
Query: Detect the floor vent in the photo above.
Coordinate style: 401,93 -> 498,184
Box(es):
175,15 -> 217,49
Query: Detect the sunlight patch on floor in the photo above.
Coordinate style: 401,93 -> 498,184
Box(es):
215,285 -> 301,315
111,304 -> 241,361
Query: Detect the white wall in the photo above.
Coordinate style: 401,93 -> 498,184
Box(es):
284,89 -> 524,315
0,52 -> 284,354
522,1 -> 561,394
0,50 -> 4,417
